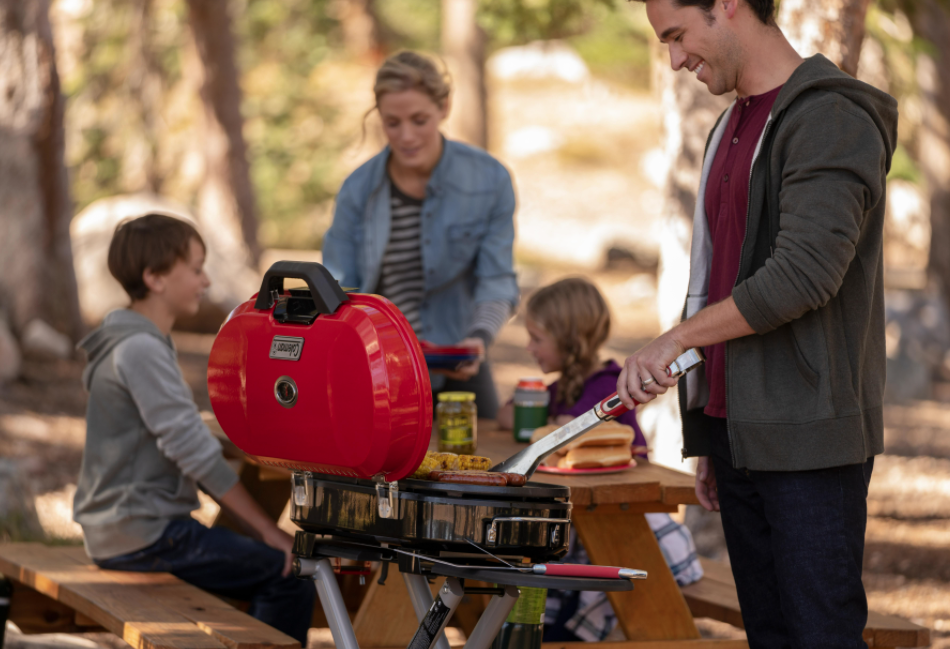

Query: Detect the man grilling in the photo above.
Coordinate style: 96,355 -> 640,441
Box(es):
615,0 -> 897,645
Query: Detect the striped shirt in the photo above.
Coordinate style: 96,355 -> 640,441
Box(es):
378,182 -> 425,335
378,179 -> 513,344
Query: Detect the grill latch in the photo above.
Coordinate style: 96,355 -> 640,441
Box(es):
374,477 -> 400,519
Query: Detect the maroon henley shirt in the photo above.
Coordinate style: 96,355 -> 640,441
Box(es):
703,85 -> 782,419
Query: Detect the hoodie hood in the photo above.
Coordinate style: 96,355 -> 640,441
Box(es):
774,54 -> 899,171
77,309 -> 171,390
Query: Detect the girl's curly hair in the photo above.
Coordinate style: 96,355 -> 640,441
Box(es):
526,278 -> 611,408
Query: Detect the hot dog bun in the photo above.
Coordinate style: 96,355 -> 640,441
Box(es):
530,420 -> 636,450
557,444 -> 633,469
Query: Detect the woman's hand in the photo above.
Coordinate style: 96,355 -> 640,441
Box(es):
434,337 -> 485,381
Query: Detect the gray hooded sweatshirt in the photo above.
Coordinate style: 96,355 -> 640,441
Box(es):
73,309 -> 238,560
680,55 -> 899,471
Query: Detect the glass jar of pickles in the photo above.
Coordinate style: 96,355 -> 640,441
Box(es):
437,392 -> 477,454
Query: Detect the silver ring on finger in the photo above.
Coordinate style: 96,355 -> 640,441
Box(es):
641,376 -> 656,390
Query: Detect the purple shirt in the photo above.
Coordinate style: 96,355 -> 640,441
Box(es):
547,360 -> 647,453
703,86 -> 782,419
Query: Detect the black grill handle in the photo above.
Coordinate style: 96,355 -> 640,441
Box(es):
253,261 -> 349,315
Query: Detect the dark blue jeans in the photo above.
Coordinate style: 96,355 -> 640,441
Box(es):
708,417 -> 873,649
95,519 -> 314,645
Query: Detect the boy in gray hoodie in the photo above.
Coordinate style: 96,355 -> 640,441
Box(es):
74,214 -> 314,644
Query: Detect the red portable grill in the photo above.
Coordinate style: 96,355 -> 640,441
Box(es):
208,261 -> 704,649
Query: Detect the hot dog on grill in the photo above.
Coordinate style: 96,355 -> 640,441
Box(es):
429,470 -> 508,486
428,471 -> 527,486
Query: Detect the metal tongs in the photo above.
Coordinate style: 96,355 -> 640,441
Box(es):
491,348 -> 705,479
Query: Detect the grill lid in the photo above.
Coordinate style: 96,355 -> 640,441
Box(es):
208,261 -> 433,481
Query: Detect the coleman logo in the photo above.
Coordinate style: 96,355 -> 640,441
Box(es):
269,336 -> 304,361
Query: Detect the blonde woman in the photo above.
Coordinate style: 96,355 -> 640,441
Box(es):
323,51 -> 517,417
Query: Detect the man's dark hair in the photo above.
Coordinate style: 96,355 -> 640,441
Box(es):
632,0 -> 776,26
108,213 -> 205,301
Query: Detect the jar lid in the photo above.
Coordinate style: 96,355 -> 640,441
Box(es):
516,378 -> 546,390
438,391 -> 476,402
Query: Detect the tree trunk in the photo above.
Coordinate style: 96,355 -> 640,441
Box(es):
442,0 -> 488,149
127,0 -> 164,193
0,0 -> 83,343
777,0 -> 871,76
640,43 -> 731,469
338,0 -> 385,61
913,0 -> 950,308
185,0 -> 262,308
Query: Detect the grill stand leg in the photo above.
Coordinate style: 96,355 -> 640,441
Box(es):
461,585 -> 519,649
402,573 -> 452,649
298,558 -> 360,649
406,577 -> 464,649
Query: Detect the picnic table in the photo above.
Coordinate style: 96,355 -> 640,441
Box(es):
209,415 -> 708,645
208,416 -> 931,649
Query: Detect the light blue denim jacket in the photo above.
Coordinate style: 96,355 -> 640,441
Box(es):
323,138 -> 519,347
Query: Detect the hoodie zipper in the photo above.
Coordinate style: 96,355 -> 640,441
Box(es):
724,114 -> 774,469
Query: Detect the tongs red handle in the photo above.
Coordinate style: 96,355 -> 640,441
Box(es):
533,563 -> 647,580
595,392 -> 629,419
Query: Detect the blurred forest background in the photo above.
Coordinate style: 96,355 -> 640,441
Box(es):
2,0 -> 950,644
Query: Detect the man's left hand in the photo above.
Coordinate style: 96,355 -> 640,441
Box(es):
617,333 -> 686,408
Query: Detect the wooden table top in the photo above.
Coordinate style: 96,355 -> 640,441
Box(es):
431,419 -> 699,508
205,413 -> 699,509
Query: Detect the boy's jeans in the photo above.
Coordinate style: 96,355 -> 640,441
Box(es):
95,519 -> 314,645
708,417 -> 873,649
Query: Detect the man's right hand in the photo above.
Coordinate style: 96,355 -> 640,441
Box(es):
695,456 -> 720,512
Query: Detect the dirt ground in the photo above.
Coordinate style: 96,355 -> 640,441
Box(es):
2,264 -> 949,647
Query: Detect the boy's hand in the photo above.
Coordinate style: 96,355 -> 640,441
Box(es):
218,482 -> 296,576
263,528 -> 296,577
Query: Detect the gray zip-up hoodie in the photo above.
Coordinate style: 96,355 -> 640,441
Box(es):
680,55 -> 899,471
73,309 -> 238,559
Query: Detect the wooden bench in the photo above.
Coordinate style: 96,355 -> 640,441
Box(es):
680,558 -> 931,648
0,543 -> 300,649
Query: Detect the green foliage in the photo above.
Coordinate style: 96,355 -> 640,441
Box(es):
566,2 -> 652,88
375,0 -> 441,51
236,0 -> 349,249
479,0 -> 614,44
888,143 -> 921,183
60,0 -> 353,250
62,0 -> 187,212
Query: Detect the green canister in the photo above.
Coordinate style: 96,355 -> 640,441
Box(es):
491,587 -> 547,649
513,378 -> 549,443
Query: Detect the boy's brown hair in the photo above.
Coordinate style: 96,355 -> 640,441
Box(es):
108,213 -> 205,301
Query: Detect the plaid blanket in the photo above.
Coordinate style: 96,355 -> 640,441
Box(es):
544,513 -> 704,641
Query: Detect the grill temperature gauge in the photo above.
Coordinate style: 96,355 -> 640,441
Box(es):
274,376 -> 299,408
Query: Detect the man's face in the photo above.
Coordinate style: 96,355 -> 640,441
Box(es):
646,0 -> 742,96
